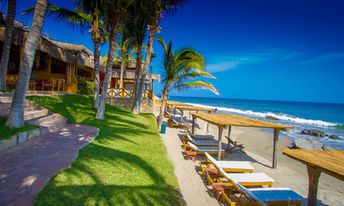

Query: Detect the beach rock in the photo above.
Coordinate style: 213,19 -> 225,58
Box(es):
266,115 -> 279,121
327,134 -> 341,140
294,137 -> 325,150
301,129 -> 325,138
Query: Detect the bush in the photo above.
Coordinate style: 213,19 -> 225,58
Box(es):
77,80 -> 94,95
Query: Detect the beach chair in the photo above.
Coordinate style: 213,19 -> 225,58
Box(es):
221,170 -> 303,206
200,152 -> 254,178
184,142 -> 225,160
186,129 -> 215,141
168,116 -> 190,128
207,160 -> 274,188
184,133 -> 218,147
225,135 -> 245,151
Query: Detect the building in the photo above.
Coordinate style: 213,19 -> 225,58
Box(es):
0,21 -> 94,93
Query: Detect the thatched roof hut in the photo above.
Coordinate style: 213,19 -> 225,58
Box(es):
0,20 -> 94,68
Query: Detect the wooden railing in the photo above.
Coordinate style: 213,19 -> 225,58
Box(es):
106,88 -> 153,99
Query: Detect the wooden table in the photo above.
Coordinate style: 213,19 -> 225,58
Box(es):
282,148 -> 344,206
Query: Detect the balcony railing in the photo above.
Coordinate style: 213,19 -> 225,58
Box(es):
106,88 -> 153,99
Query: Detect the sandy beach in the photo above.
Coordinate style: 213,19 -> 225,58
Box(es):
156,108 -> 344,206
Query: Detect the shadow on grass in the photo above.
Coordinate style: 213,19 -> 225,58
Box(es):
27,95 -> 185,206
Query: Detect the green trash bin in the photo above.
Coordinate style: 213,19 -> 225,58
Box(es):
160,121 -> 167,134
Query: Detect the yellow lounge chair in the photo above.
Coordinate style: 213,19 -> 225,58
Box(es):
200,152 -> 254,178
186,129 -> 215,140
221,175 -> 303,205
185,133 -> 218,147
207,161 -> 274,188
184,142 -> 225,159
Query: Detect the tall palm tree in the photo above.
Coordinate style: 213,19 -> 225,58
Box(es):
117,28 -> 135,88
95,0 -> 134,120
6,0 -> 48,128
133,0 -> 188,114
22,0 -> 105,109
156,37 -> 219,129
0,0 -> 17,90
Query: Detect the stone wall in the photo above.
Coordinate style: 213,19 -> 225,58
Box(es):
107,97 -> 153,113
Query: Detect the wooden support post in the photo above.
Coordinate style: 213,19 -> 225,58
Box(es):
206,111 -> 211,134
272,129 -> 280,168
227,126 -> 232,150
307,165 -> 321,206
192,116 -> 195,134
218,127 -> 223,160
174,106 -> 176,116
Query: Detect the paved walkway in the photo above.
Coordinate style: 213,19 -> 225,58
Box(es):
0,124 -> 99,206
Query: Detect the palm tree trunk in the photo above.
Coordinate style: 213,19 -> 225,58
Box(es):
132,29 -> 155,114
96,23 -> 118,120
157,85 -> 168,130
119,48 -> 125,89
131,45 -> 142,113
93,40 -> 100,109
6,0 -> 47,128
0,0 -> 17,90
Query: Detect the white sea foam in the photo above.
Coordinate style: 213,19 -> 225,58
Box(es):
185,102 -> 338,127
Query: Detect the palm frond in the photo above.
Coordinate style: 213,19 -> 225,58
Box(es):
171,81 -> 219,95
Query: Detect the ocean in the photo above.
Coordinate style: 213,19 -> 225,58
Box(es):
169,96 -> 344,150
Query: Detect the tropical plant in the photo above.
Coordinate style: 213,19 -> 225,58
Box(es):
156,37 -> 219,129
6,0 -> 48,128
22,0 -> 105,109
132,0 -> 188,114
0,0 -> 17,90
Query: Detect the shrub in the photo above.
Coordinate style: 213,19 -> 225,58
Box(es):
77,80 -> 94,95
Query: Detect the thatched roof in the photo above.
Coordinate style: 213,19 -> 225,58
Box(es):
191,113 -> 293,130
0,20 -> 94,68
175,105 -> 215,112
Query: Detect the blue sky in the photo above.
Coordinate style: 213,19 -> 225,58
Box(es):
2,0 -> 344,103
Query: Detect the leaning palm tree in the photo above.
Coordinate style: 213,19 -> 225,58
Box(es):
133,0 -> 188,114
22,0 -> 105,109
0,0 -> 17,90
156,37 -> 219,129
6,0 -> 48,128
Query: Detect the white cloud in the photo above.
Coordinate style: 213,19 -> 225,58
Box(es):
303,52 -> 344,64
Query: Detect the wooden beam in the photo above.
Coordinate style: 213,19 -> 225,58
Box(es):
307,165 -> 321,206
227,126 -> 232,151
218,127 -> 223,160
272,129 -> 280,168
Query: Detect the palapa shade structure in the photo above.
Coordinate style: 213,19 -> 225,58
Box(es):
283,149 -> 344,206
191,113 -> 293,167
166,101 -> 191,107
174,105 -> 215,113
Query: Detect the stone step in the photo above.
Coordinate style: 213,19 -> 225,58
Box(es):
0,100 -> 33,109
0,95 -> 13,102
26,113 -> 59,125
0,105 -> 42,116
24,109 -> 49,121
39,116 -> 67,133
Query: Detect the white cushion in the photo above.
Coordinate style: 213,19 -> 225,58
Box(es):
205,152 -> 254,171
224,173 -> 275,183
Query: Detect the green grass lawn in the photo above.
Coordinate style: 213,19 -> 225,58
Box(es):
0,117 -> 38,141
27,95 -> 183,206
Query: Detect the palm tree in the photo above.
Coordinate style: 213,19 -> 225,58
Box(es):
95,0 -> 134,120
6,0 -> 48,128
156,37 -> 219,130
133,0 -> 188,114
22,0 -> 105,109
0,0 -> 17,90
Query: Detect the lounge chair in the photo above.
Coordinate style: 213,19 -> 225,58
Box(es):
200,152 -> 254,177
222,177 -> 303,205
186,129 -> 215,140
184,142 -> 225,160
224,135 -> 245,151
168,116 -> 190,128
185,133 -> 218,147
208,162 -> 274,187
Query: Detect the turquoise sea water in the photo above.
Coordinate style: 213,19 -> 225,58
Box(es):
169,96 -> 344,150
